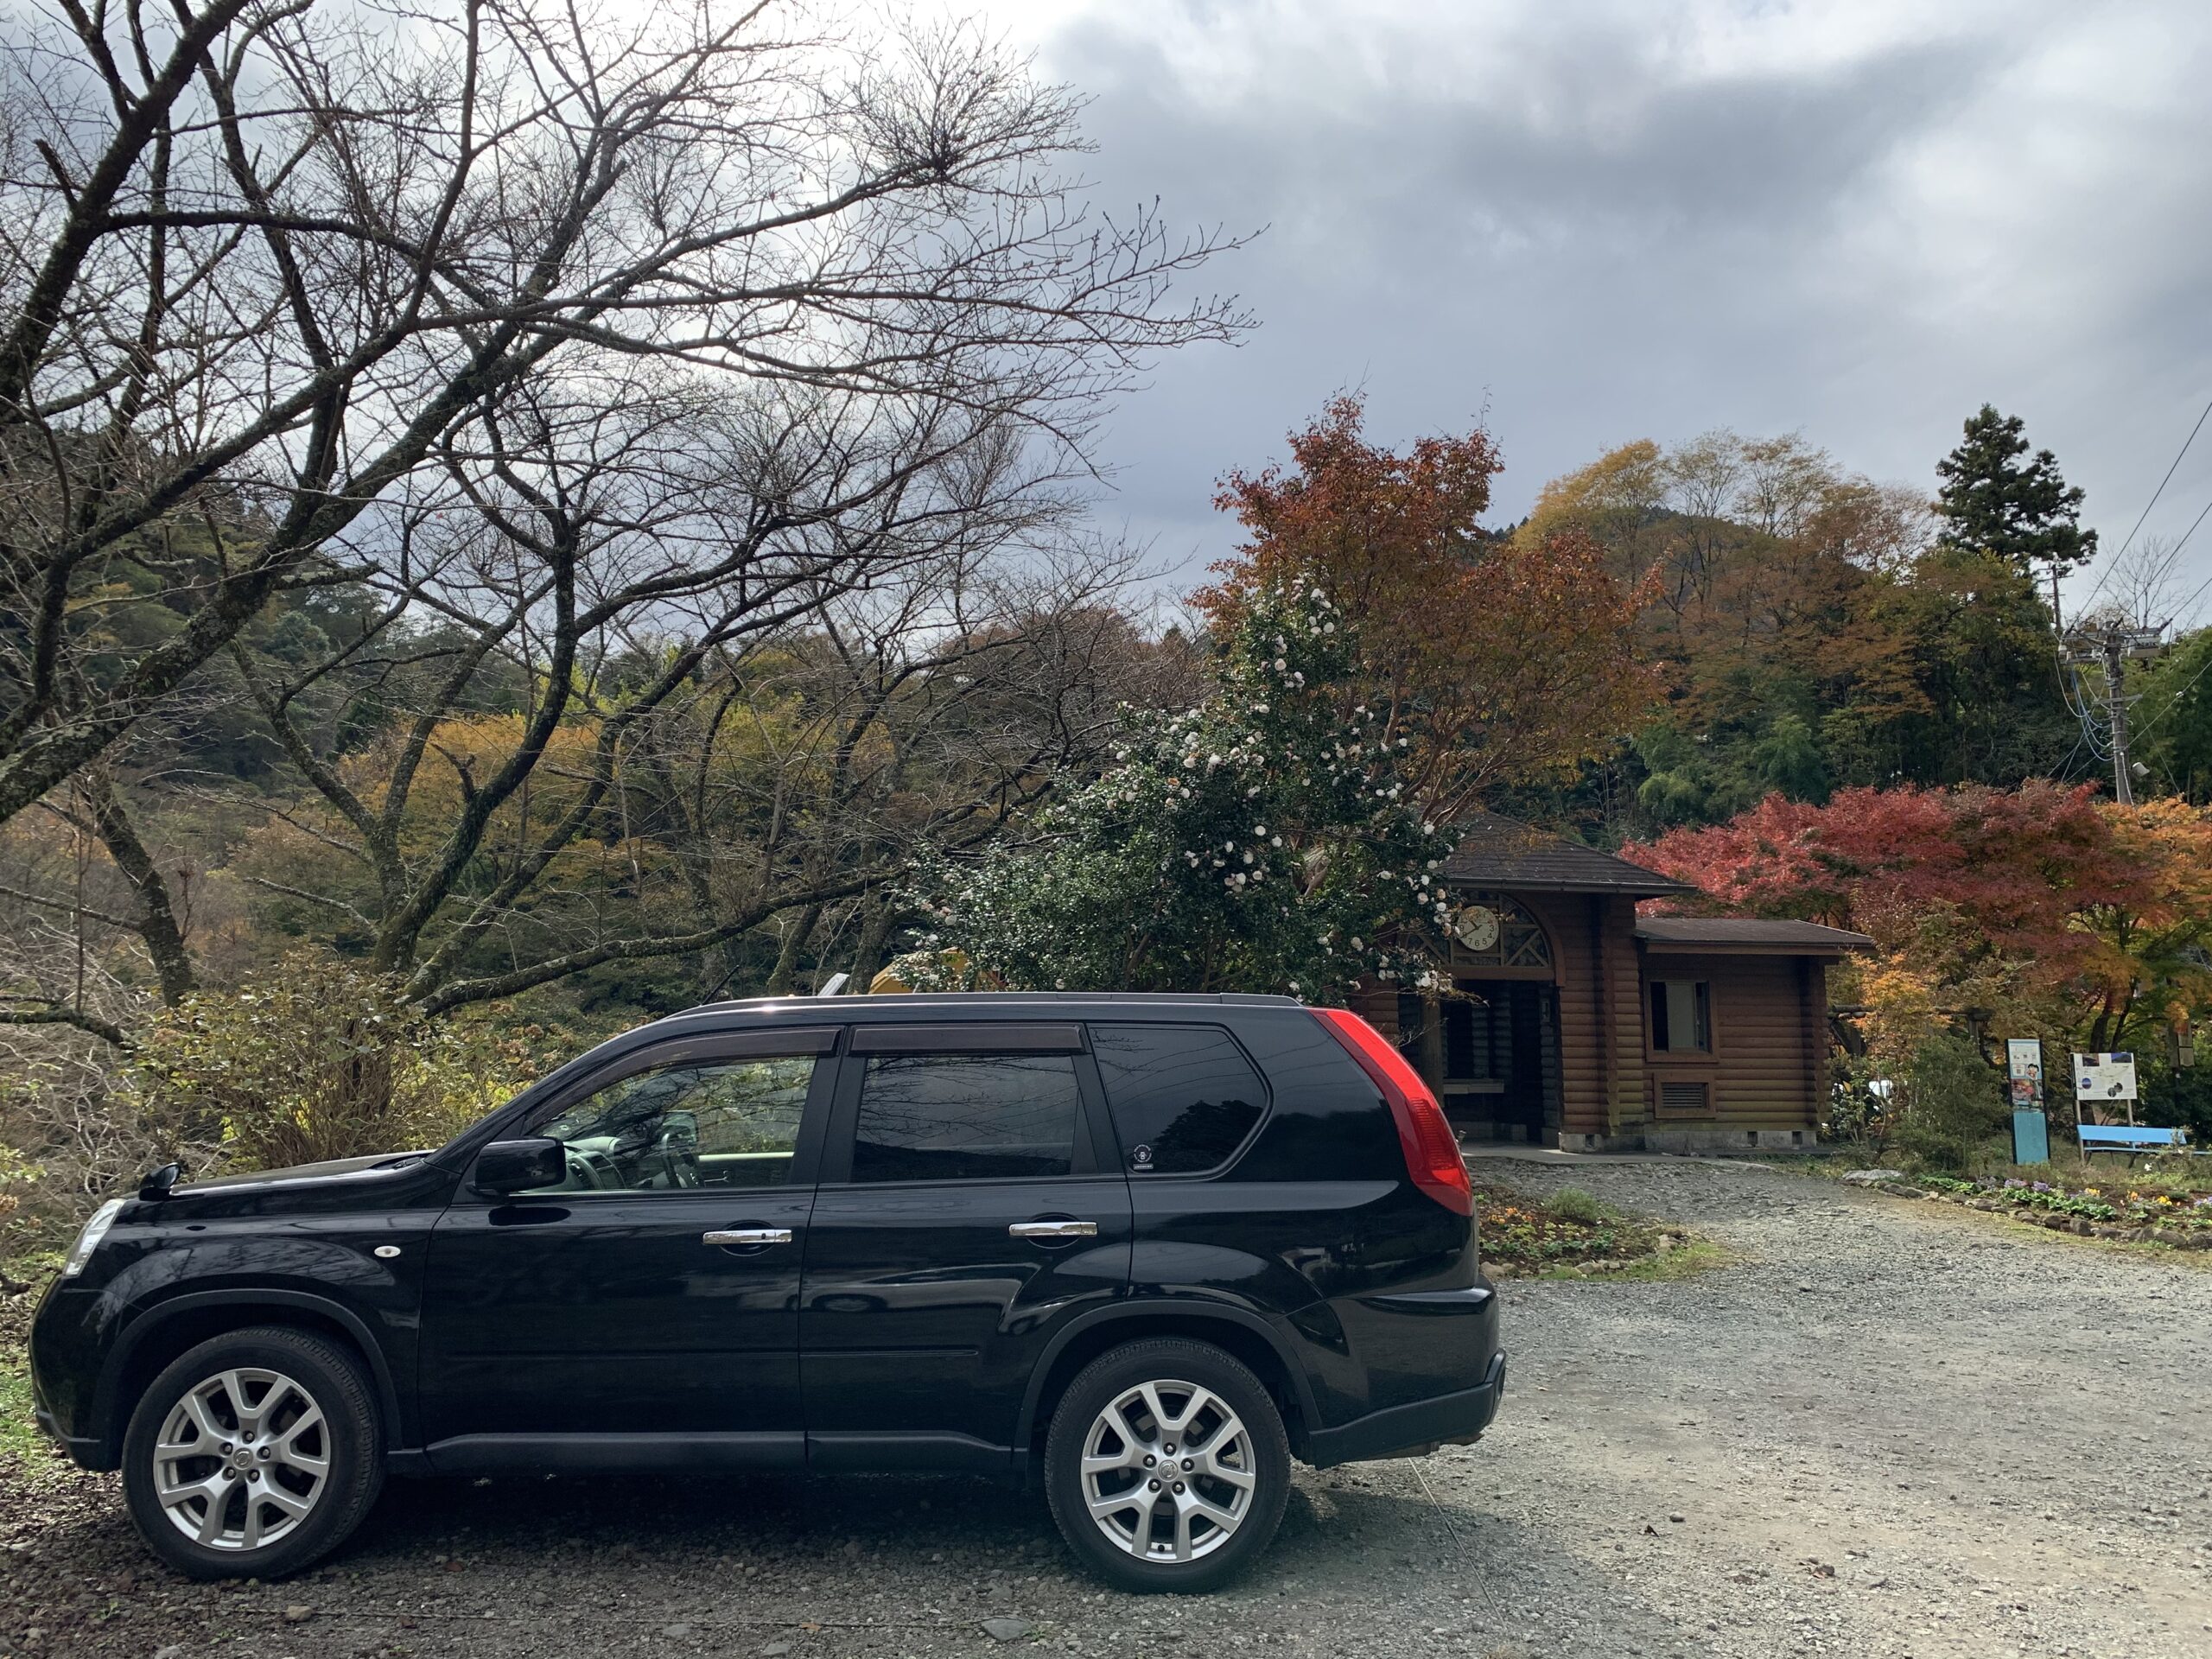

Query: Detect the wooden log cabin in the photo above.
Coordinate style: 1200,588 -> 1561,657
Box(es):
1351,813 -> 1872,1154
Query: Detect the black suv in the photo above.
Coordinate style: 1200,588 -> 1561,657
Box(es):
31,994 -> 1503,1592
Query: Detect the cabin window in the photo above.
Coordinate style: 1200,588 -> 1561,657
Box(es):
1649,979 -> 1712,1053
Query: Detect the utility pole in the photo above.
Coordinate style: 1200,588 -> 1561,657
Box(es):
2065,620 -> 2166,804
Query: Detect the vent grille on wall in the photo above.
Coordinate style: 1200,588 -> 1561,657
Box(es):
1659,1081 -> 1712,1116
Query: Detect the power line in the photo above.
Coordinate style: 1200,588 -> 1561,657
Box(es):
2128,635 -> 2212,747
2143,491 -> 2212,628
2075,390 -> 2212,618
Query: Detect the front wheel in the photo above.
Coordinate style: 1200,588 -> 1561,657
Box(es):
1044,1338 -> 1291,1592
121,1325 -> 385,1580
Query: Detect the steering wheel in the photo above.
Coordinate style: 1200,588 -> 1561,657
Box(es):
651,1116 -> 702,1188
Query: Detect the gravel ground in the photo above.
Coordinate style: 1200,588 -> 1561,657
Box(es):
4,1158 -> 2208,1659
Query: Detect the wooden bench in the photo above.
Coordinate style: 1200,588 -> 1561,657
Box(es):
2075,1123 -> 2196,1160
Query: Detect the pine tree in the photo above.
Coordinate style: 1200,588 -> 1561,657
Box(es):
1934,404 -> 2098,583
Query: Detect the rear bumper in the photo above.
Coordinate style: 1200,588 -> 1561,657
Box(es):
1303,1349 -> 1506,1467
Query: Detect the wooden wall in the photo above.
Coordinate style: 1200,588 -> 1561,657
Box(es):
1353,892 -> 1834,1144
1529,892 -> 1645,1141
1637,950 -> 1827,1129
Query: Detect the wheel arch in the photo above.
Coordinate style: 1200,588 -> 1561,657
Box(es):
94,1292 -> 401,1471
1018,1302 -> 1321,1468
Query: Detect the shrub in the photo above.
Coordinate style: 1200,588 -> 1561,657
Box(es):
129,958 -> 542,1173
1891,1030 -> 2008,1169
1548,1185 -> 1608,1225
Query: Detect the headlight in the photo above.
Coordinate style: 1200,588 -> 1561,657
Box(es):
60,1198 -> 125,1278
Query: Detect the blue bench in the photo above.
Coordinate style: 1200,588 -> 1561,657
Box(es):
2075,1123 -> 2196,1160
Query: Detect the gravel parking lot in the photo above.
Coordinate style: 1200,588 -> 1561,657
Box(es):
5,1158 -> 2208,1659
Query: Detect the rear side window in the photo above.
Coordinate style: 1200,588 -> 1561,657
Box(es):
1090,1024 -> 1268,1174
851,1053 -> 1082,1183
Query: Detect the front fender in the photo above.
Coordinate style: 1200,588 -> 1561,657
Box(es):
86,1217 -> 432,1465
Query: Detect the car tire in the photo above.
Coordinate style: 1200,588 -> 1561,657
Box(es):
121,1325 -> 385,1580
1044,1338 -> 1291,1593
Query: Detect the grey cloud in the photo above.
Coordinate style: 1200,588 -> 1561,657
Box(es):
1020,3 -> 2212,609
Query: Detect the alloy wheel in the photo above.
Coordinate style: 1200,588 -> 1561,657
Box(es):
150,1367 -> 330,1552
1079,1377 -> 1257,1562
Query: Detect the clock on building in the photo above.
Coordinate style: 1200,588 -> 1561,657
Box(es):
1452,904 -> 1500,951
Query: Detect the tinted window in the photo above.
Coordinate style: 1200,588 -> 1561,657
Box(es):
526,1055 -> 816,1192
851,1053 -> 1081,1183
1090,1024 -> 1267,1174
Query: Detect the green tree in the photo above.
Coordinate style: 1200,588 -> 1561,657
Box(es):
2132,626 -> 2212,803
906,587 -> 1454,999
1933,404 -> 2098,586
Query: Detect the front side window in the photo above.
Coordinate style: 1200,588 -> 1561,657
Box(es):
850,1053 -> 1082,1183
1649,980 -> 1712,1054
525,1055 -> 816,1192
1090,1023 -> 1267,1174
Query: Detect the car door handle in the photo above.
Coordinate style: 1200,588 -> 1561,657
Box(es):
1009,1219 -> 1098,1240
703,1228 -> 793,1247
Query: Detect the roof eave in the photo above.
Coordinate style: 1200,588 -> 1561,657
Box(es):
1443,872 -> 1694,898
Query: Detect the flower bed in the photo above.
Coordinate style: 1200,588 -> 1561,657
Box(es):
1893,1173 -> 2212,1246
1473,1185 -> 1696,1274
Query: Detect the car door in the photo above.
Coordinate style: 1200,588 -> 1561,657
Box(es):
798,1023 -> 1133,1473
417,1027 -> 837,1467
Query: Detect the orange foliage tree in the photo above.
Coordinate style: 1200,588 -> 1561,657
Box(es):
1198,397 -> 1657,823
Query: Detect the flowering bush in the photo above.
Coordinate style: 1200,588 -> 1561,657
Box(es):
905,585 -> 1455,998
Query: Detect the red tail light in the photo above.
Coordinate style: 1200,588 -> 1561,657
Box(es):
1312,1007 -> 1473,1217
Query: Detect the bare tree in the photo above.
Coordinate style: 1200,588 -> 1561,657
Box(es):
0,0 -> 1243,842
226,473 -> 1162,1012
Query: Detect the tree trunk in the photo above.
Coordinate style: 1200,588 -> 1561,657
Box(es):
765,905 -> 823,996
849,899 -> 903,995
85,772 -> 195,1007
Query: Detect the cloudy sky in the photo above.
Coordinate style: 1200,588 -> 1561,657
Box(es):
956,0 -> 2212,618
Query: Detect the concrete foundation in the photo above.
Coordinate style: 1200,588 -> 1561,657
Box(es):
1556,1127 -> 1818,1155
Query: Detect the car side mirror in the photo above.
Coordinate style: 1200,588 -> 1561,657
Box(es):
473,1137 -> 565,1196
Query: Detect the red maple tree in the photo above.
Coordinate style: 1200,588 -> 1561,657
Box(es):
1198,396 -> 1657,821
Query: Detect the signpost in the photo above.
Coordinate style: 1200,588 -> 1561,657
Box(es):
2070,1051 -> 2138,1172
2072,1051 -> 2139,1119
2007,1039 -> 2049,1165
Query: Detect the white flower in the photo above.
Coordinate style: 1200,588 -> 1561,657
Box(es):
1255,824 -> 1268,836
1182,753 -> 1198,768
1270,836 -> 1282,848
1273,658 -> 1287,671
1243,850 -> 1255,864
1350,937 -> 1363,950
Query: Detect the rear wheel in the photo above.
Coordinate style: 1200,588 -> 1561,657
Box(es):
121,1326 -> 384,1580
1044,1338 -> 1290,1592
